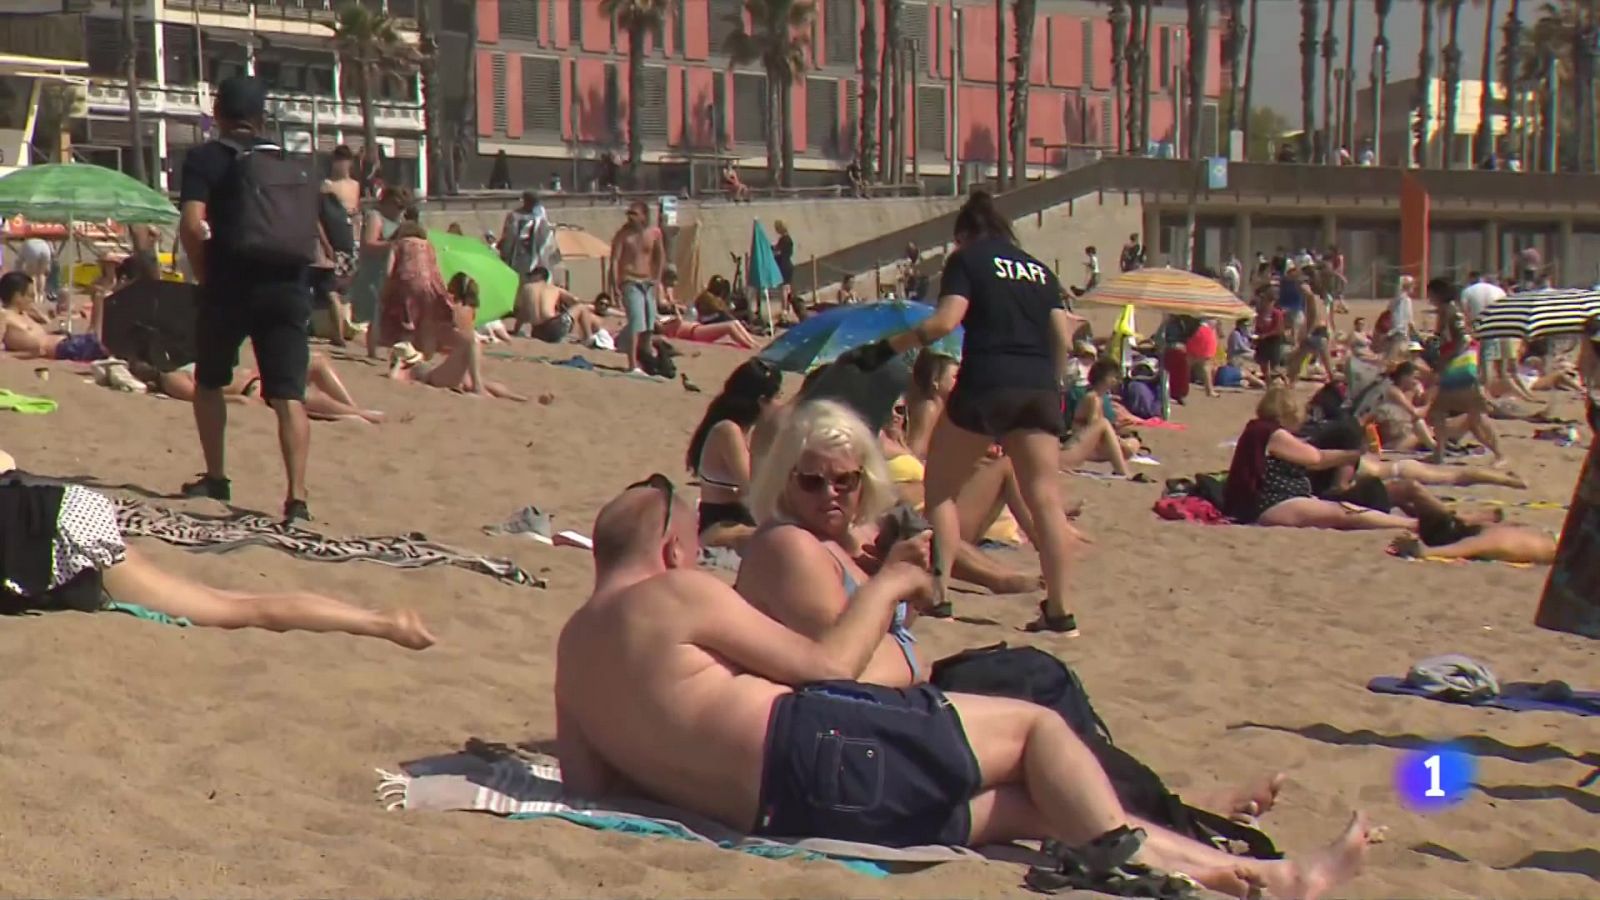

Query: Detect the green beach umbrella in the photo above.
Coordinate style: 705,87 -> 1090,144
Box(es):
0,163 -> 178,225
429,229 -> 518,325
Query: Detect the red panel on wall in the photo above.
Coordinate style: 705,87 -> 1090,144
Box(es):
1148,95 -> 1176,145
684,0 -> 709,59
1090,20 -> 1111,90
506,53 -> 523,138
582,3 -> 611,52
791,78 -> 807,152
552,0 -> 568,49
685,66 -> 714,146
1048,17 -> 1079,88
957,84 -> 1000,163
475,50 -> 495,137
668,65 -> 684,146
477,0 -> 499,44
1206,29 -> 1223,96
574,57 -> 609,143
961,6 -> 998,83
1026,88 -> 1066,164
1028,19 -> 1047,85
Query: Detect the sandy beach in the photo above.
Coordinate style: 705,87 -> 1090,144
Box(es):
0,304 -> 1595,898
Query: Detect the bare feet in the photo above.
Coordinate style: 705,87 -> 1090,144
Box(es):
384,609 -> 437,650
1194,772 -> 1287,820
1255,812 -> 1384,900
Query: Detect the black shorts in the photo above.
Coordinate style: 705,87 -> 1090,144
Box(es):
698,500 -> 755,534
754,681 -> 981,847
310,267 -> 338,310
1256,335 -> 1286,367
946,384 -> 1064,438
196,280 -> 312,402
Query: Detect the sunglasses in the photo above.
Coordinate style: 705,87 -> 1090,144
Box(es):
793,469 -> 863,494
892,404 -> 908,418
627,472 -> 676,535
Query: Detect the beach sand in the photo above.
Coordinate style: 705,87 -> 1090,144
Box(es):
0,310 -> 1595,898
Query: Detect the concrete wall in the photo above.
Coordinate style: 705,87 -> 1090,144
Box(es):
424,195 -> 962,298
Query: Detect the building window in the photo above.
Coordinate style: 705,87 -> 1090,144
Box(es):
823,0 -> 856,64
1082,19 -> 1094,86
638,65 -> 668,139
710,0 -> 743,54
1101,97 -> 1114,146
501,0 -> 538,39
917,84 -> 945,153
712,73 -> 728,148
805,76 -> 838,155
491,53 -> 508,135
163,23 -> 199,85
1158,27 -> 1171,88
902,3 -> 928,70
604,62 -> 621,142
671,0 -> 686,56
569,0 -> 583,44
732,71 -> 766,144
522,55 -> 561,134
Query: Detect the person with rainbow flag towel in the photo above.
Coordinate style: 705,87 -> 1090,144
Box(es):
1423,278 -> 1507,468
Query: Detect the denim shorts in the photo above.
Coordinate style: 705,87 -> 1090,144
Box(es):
620,280 -> 658,340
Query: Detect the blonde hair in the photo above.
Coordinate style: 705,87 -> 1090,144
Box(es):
1398,274 -> 1415,293
1255,383 -> 1303,428
747,399 -> 896,527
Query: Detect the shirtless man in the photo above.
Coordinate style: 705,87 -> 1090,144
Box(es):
316,145 -> 362,344
609,201 -> 665,373
0,271 -> 109,361
512,266 -> 606,344
1285,270 -> 1334,384
556,478 -> 1383,900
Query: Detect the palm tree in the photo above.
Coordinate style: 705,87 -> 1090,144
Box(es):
1010,0 -> 1038,186
1181,0 -> 1212,268
1414,0 -> 1435,167
1474,0 -> 1500,163
724,0 -> 816,187
1371,0 -> 1393,157
1298,0 -> 1319,161
1223,0 -> 1245,146
328,3 -> 419,177
1321,0 -> 1340,162
1125,0 -> 1147,152
858,0 -> 878,180
1109,0 -> 1130,153
1500,0 -> 1523,163
995,0 -> 1007,183
1340,0 -> 1357,154
416,0 -> 445,194
1517,3 -> 1568,170
1240,0 -> 1260,156
123,0 -> 146,184
1439,0 -> 1466,168
601,0 -> 672,185
882,0 -> 901,182
1138,0 -> 1154,149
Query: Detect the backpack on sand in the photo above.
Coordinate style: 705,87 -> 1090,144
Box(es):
217,138 -> 321,267
930,644 -> 1282,860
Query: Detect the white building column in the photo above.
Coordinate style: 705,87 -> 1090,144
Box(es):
151,4 -> 170,190
414,71 -> 425,196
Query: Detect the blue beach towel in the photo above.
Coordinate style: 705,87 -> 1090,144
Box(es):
1367,676 -> 1600,716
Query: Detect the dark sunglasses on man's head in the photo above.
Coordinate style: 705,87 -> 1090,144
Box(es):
627,473 -> 676,534
793,469 -> 863,494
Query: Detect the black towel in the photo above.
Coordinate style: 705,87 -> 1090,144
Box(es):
0,479 -> 64,599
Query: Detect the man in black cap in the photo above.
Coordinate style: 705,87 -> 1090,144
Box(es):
176,74 -> 315,522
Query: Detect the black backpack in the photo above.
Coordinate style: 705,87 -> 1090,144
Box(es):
930,644 -> 1281,859
216,138 -> 320,267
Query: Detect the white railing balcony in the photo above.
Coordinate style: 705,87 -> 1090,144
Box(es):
86,79 -> 424,132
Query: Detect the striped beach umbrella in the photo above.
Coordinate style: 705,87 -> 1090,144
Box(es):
1474,288 -> 1600,342
1077,267 -> 1253,318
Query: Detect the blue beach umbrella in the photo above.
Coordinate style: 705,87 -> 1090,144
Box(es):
747,219 -> 784,290
757,300 -> 964,374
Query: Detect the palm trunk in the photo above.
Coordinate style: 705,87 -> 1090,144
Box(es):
1340,0 -> 1357,152
1473,0 -> 1498,163
1138,2 -> 1153,150
1298,0 -> 1318,162
123,0 -> 147,184
1500,0 -> 1521,164
458,0 -> 477,189
626,24 -> 645,184
1372,0 -> 1391,160
1010,0 -> 1036,187
1224,0 -> 1244,137
880,0 -> 900,180
765,74 -> 780,184
1414,0 -> 1434,167
418,0 -> 445,195
1441,0 -> 1464,168
994,0 -> 1006,185
1182,0 -> 1211,269
780,77 -> 795,185
1110,0 -> 1128,154
1321,0 -> 1339,162
360,63 -> 379,175
1240,0 -> 1259,157
1576,24 -> 1596,172
859,0 -> 878,180
1125,0 -> 1145,153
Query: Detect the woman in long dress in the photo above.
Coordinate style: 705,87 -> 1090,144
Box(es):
348,186 -> 410,358
1534,318 -> 1600,638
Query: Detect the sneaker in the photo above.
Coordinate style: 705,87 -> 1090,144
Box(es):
181,474 -> 231,502
282,498 -> 312,524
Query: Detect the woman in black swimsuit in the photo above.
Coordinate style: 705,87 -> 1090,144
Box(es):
686,357 -> 782,543
849,192 -> 1085,634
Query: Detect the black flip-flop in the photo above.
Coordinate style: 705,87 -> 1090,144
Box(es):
1024,601 -> 1080,636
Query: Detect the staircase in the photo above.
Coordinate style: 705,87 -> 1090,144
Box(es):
789,160 -> 1136,299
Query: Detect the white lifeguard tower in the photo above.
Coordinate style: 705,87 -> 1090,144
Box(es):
0,52 -> 90,178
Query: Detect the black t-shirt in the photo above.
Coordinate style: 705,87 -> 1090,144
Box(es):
937,236 -> 1065,391
179,137 -> 306,288
773,235 -> 795,280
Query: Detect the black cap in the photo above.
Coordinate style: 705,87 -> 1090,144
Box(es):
215,75 -> 267,122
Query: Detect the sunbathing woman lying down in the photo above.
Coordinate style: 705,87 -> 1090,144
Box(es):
133,353 -> 385,424
1391,512 -> 1558,565
656,315 -> 760,349
0,465 -> 434,649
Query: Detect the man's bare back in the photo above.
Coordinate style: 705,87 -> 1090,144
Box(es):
515,280 -> 566,327
324,175 -> 360,217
